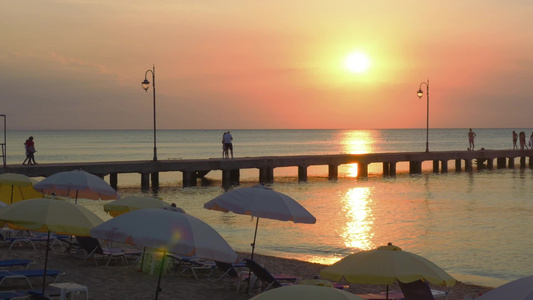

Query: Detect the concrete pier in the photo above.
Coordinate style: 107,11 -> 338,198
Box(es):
2,149 -> 532,190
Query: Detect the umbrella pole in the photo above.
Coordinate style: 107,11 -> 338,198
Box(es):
250,217 -> 259,261
386,285 -> 389,300
75,190 -> 79,204
139,247 -> 146,272
155,250 -> 166,300
42,231 -> 51,295
10,185 -> 14,204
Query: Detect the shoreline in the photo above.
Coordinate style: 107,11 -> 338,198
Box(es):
0,243 -> 494,300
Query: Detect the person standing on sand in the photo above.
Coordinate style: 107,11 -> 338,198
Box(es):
468,129 -> 476,151
223,131 -> 233,159
512,131 -> 518,150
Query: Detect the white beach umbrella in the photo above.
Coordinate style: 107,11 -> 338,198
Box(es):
34,169 -> 119,203
203,184 -> 316,260
476,275 -> 533,300
90,207 -> 237,300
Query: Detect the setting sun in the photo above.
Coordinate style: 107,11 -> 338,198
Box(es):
345,52 -> 371,73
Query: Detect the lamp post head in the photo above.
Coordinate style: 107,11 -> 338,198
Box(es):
142,79 -> 150,92
417,89 -> 424,98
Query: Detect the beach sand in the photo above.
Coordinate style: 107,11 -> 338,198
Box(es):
0,241 -> 493,300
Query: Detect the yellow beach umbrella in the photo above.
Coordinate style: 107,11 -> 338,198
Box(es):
320,244 -> 456,299
0,173 -> 42,204
0,197 -> 104,294
249,284 -> 364,300
103,196 -> 168,217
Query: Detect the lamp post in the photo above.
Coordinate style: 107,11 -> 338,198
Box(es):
142,65 -> 157,161
417,79 -> 430,152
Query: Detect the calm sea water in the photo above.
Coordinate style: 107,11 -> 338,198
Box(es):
2,129 -> 532,287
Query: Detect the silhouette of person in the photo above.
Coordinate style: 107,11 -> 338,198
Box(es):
512,131 -> 518,150
468,129 -> 476,151
22,136 -> 37,165
223,131 -> 233,158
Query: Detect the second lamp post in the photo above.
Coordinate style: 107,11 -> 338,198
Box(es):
142,65 -> 157,161
417,79 -> 430,152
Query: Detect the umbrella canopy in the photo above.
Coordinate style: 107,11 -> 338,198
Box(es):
33,170 -> 119,203
90,207 -> 237,299
204,184 -> 316,259
249,284 -> 365,300
320,244 -> 456,287
0,198 -> 104,293
0,173 -> 42,204
476,275 -> 533,300
103,196 -> 167,217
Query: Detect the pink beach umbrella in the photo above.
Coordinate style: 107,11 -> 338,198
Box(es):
203,184 -> 316,260
34,169 -> 119,203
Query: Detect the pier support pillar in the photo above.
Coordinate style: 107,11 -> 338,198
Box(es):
520,156 -> 526,169
141,173 -> 149,192
441,160 -> 448,173
182,172 -> 197,188
497,157 -> 506,169
383,162 -> 390,176
487,158 -> 494,170
357,163 -> 368,178
259,167 -> 274,184
151,172 -> 159,194
508,157 -> 515,169
529,157 -> 533,169
476,158 -> 486,170
110,173 -> 118,190
328,164 -> 339,180
433,160 -> 439,173
383,162 -> 395,177
409,161 -> 421,174
298,166 -> 308,182
455,159 -> 462,172
465,159 -> 473,172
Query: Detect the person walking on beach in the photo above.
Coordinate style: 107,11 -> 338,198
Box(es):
468,129 -> 476,151
22,136 -> 37,165
512,131 -> 518,150
223,131 -> 233,159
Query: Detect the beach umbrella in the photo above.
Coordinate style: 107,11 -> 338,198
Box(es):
103,195 -> 167,217
34,169 -> 119,203
203,184 -> 316,260
476,275 -> 533,300
320,244 -> 456,299
0,173 -> 43,204
90,207 -> 237,300
0,198 -> 104,294
249,284 -> 365,300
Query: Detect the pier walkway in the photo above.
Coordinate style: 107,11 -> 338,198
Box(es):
2,149 -> 532,191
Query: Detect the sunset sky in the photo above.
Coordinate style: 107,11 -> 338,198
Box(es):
2,1 -> 532,130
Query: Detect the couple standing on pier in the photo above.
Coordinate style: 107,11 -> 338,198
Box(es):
222,131 -> 234,159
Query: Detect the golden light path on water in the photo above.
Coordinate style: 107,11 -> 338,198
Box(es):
340,187 -> 374,251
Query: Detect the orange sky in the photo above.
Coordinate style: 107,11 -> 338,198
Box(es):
1,1 -> 532,130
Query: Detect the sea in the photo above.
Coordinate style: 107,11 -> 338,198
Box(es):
2,128 -> 532,287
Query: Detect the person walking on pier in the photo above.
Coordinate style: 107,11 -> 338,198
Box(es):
223,131 -> 233,159
22,136 -> 37,165
512,131 -> 518,150
519,131 -> 527,150
468,129 -> 476,151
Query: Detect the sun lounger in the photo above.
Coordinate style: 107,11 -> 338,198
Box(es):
244,259 -> 300,294
76,236 -> 135,266
0,290 -> 27,300
0,270 -> 64,289
0,260 -> 34,270
208,261 -> 249,291
166,254 -> 217,280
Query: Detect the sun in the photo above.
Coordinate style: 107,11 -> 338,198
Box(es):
345,52 -> 371,73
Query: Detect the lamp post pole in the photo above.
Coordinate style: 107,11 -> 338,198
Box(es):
142,65 -> 157,161
417,79 -> 430,152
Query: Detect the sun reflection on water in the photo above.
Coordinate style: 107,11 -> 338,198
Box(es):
340,187 -> 374,251
339,130 -> 378,178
